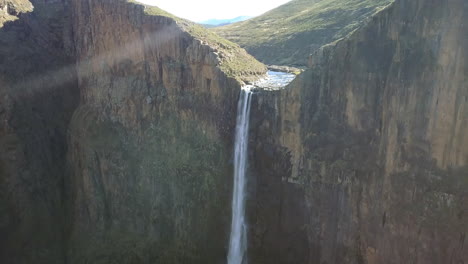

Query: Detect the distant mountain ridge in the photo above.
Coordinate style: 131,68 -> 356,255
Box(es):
200,16 -> 251,27
214,0 -> 393,66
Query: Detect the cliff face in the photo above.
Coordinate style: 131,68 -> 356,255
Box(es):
66,1 -> 264,263
250,0 -> 467,263
0,0 -> 78,263
1,0 -> 466,263
0,0 -> 265,263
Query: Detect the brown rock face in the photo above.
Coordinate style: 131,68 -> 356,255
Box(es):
249,0 -> 467,263
66,0 -> 254,263
0,0 -> 264,263
0,0 -> 78,263
1,0 -> 466,263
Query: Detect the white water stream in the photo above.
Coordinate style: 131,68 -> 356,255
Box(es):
227,87 -> 252,264
227,71 -> 295,264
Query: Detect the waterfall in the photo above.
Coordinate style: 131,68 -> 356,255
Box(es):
227,88 -> 253,264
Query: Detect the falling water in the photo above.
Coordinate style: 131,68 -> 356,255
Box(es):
227,87 -> 253,264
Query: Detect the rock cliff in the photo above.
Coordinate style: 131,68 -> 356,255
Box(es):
0,0 -> 466,263
66,1 -> 263,263
249,0 -> 467,263
0,0 -> 77,263
0,0 -> 265,263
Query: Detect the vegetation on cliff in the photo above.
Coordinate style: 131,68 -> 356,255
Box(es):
128,0 -> 266,83
214,0 -> 393,67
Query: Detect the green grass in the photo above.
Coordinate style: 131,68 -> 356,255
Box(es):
214,0 -> 393,67
127,0 -> 266,82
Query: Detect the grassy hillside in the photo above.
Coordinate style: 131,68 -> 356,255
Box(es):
214,0 -> 393,67
129,0 -> 266,82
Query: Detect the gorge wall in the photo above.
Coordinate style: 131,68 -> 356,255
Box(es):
0,0 -> 466,263
0,0 -> 78,263
66,1 -> 264,263
0,0 -> 265,263
249,0 -> 467,263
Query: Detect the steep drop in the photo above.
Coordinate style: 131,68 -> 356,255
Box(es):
228,88 -> 253,264
249,0 -> 468,263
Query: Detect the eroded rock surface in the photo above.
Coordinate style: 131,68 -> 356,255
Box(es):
0,0 -> 265,263
0,0 -> 78,263
0,0 -> 466,263
249,0 -> 467,263
66,1 -> 264,263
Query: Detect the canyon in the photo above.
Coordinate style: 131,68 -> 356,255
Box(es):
0,0 -> 466,264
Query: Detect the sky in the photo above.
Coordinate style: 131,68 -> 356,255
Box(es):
136,0 -> 291,22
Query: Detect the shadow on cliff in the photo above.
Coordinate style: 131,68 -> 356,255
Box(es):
0,1 -> 190,262
0,1 -> 79,263
3,0 -> 237,263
